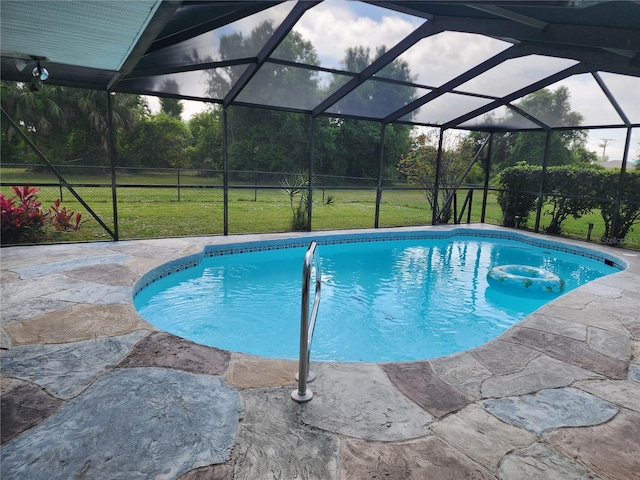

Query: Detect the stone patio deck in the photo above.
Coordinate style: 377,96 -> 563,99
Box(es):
1,226 -> 639,479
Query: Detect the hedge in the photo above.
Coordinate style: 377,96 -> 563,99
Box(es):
497,165 -> 639,243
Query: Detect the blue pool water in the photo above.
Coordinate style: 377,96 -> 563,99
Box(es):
134,232 -> 623,362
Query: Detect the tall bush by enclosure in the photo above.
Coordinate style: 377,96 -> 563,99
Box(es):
496,165 -> 539,228
497,164 -> 640,243
596,170 -> 640,243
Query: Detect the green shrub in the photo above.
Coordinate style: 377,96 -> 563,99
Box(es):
596,170 -> 640,244
280,173 -> 310,231
496,164 -> 540,227
543,167 -> 600,235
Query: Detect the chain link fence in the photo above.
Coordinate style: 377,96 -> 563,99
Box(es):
2,161 -> 638,249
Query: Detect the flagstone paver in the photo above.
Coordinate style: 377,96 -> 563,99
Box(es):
574,379 -> 640,413
0,269 -> 20,283
302,362 -> 433,441
470,339 -> 540,375
430,404 -> 536,470
119,331 -> 230,375
543,304 -> 630,334
578,282 -> 625,298
501,327 -> 628,379
226,354 -> 297,388
0,367 -> 241,480
12,253 -> 131,279
0,326 -> 11,349
481,387 -> 619,435
339,436 -> 495,480
2,304 -> 153,345
0,331 -> 147,398
481,355 -> 603,398
522,313 -> 587,340
0,296 -> 74,324
64,262 -> 140,286
429,351 -> 493,400
1,382 -> 63,444
586,327 -> 633,361
547,410 -> 640,480
179,465 -> 232,480
0,273 -> 85,309
383,360 -> 472,417
498,443 -> 600,480
43,280 -> 131,304
233,387 -> 340,480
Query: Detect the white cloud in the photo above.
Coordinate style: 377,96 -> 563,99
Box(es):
294,1 -> 422,69
399,31 -> 512,87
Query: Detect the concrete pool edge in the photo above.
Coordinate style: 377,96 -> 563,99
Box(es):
1,225 -> 639,479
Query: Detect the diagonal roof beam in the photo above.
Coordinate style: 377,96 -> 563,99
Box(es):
442,62 -> 587,129
383,44 -> 522,125
501,40 -> 640,71
506,104 -> 551,130
107,0 -> 181,91
123,57 -> 255,80
147,2 -> 282,53
311,20 -> 441,117
466,4 -> 548,30
223,1 -> 319,108
438,15 -> 640,56
592,71 -> 631,127
364,1 -> 434,21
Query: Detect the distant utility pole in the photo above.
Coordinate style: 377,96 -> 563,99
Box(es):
599,139 -> 614,163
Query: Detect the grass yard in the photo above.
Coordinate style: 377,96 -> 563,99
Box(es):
1,166 -> 637,249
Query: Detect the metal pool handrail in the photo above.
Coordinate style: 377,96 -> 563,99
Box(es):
291,241 -> 321,403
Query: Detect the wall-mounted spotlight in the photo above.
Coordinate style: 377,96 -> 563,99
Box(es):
29,61 -> 49,91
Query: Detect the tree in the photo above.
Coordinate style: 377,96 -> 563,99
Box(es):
118,113 -> 193,169
188,108 -> 223,172
206,21 -> 320,175
328,46 -> 415,180
1,82 -> 146,167
397,129 -> 485,223
491,87 -> 593,172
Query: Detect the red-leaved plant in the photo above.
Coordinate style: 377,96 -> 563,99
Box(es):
1,186 -> 85,245
49,199 -> 83,232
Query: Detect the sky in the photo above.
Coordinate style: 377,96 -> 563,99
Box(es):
147,0 -> 639,163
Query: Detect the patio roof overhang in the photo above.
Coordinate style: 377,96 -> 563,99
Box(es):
2,0 -> 639,132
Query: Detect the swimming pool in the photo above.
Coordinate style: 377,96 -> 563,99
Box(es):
133,229 -> 624,362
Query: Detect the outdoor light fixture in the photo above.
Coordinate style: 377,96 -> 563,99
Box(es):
29,61 -> 49,91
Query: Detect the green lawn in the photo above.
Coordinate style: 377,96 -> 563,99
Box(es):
1,167 -> 637,249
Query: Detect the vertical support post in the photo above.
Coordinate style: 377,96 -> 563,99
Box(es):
611,126 -> 632,242
107,92 -> 119,241
254,174 -> 258,202
432,129 -> 445,225
467,190 -> 473,224
375,123 -> 386,228
223,107 -> 229,235
177,168 -> 181,202
307,115 -> 315,232
534,130 -> 551,233
453,192 -> 458,224
481,132 -> 493,224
